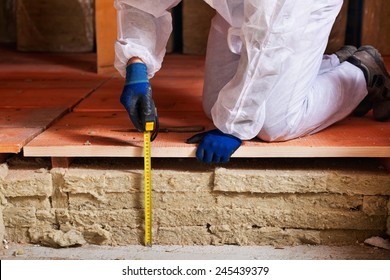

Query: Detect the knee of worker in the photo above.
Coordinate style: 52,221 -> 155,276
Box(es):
258,126 -> 295,142
257,114 -> 306,142
255,102 -> 294,142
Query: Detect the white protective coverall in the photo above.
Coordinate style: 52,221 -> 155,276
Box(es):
114,0 -> 367,141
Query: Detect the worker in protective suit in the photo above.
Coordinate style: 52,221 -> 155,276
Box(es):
115,0 -> 390,164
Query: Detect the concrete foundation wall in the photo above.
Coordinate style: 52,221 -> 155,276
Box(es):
0,157 -> 389,248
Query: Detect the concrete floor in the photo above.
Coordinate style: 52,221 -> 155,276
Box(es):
1,243 -> 390,260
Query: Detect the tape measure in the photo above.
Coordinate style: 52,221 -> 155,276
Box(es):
143,122 -> 154,247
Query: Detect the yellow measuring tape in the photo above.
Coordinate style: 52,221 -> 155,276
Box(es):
143,122 -> 154,247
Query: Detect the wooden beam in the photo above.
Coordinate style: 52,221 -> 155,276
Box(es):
95,0 -> 117,74
51,157 -> 73,169
0,153 -> 10,163
381,158 -> 390,173
362,0 -> 390,56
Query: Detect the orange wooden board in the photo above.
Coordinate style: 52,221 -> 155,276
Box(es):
74,78 -> 204,112
0,50 -> 388,159
0,46 -> 110,154
0,45 -> 99,75
0,84 -> 103,153
24,110 -> 390,158
0,77 -> 105,90
0,128 -> 44,153
0,108 -> 68,128
75,55 -> 205,112
23,54 -> 390,159
23,111 -> 213,157
0,108 -> 68,153
0,88 -> 93,109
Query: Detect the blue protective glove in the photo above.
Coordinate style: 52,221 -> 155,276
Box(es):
120,63 -> 157,132
186,129 -> 242,164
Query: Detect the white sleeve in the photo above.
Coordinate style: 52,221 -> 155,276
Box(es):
114,0 -> 181,78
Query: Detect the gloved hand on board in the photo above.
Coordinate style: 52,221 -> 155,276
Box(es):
186,129 -> 242,164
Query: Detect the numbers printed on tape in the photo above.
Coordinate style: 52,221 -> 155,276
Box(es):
143,130 -> 152,247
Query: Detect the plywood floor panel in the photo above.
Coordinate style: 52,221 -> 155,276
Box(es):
74,81 -> 204,112
0,88 -> 94,109
0,78 -> 106,90
0,49 -> 388,159
0,108 -> 68,128
0,46 -> 110,154
0,128 -> 44,153
75,58 -> 204,113
24,110 -> 390,158
0,107 -> 68,153
0,45 -> 98,75
23,111 -> 212,157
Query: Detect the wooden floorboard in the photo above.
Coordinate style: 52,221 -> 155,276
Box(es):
0,108 -> 67,128
74,77 -> 204,112
0,127 -> 43,153
23,111 -> 212,157
0,108 -> 68,153
0,46 -> 109,154
23,111 -> 390,158
0,88 -> 94,109
0,46 -> 389,160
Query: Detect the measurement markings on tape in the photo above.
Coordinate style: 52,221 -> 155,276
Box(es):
143,123 -> 153,247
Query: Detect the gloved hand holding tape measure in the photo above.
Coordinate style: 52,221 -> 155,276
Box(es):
121,58 -> 157,246
120,59 -> 158,139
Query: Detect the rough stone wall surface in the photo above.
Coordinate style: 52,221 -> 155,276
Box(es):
0,163 -> 8,246
388,199 -> 390,236
0,157 -> 389,248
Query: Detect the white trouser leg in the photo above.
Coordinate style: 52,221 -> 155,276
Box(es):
259,56 -> 367,141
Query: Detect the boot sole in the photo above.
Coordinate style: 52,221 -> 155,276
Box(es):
357,45 -> 390,80
349,46 -> 390,120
